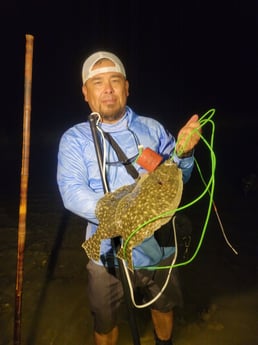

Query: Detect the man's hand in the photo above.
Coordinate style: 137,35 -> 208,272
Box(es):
175,114 -> 201,157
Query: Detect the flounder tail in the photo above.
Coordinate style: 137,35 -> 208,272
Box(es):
81,236 -> 101,261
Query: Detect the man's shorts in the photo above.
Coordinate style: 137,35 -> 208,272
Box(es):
86,254 -> 183,334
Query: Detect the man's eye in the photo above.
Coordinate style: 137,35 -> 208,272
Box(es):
93,81 -> 102,85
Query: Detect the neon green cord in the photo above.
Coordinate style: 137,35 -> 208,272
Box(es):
122,108 -> 216,270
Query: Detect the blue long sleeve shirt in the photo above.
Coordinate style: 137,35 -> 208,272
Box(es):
57,106 -> 194,268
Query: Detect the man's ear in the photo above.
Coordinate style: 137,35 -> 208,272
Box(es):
82,85 -> 88,102
126,80 -> 129,96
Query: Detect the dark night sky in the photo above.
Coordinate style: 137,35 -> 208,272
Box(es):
0,0 -> 257,194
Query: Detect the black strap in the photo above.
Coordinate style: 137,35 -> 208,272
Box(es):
103,132 -> 139,179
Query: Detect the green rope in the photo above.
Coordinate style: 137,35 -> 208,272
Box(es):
122,108 -> 216,270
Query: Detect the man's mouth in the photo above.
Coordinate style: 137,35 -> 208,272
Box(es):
103,97 -> 116,103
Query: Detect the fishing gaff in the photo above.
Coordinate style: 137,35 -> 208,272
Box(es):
88,113 -> 141,345
13,34 -> 34,345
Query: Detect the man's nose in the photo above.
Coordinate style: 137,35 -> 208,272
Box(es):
103,81 -> 114,93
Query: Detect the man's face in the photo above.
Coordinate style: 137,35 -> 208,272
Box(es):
82,59 -> 129,123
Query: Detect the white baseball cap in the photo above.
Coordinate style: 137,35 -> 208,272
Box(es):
82,51 -> 126,84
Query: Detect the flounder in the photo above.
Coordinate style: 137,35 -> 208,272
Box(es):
82,160 -> 183,271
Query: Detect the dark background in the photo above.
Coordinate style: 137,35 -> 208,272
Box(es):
0,0 -> 257,196
0,3 -> 257,344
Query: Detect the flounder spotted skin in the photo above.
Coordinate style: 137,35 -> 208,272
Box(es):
82,160 -> 183,270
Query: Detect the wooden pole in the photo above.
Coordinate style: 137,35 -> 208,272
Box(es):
13,34 -> 34,345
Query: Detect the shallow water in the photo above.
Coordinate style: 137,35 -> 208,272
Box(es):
1,178 -> 257,345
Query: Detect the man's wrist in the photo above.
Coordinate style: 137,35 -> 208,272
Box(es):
176,149 -> 194,158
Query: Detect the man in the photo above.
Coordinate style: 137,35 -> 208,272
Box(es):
57,51 -> 201,345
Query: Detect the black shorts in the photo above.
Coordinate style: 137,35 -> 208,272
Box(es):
86,255 -> 183,334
